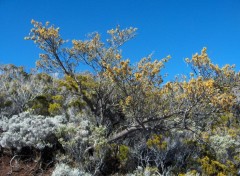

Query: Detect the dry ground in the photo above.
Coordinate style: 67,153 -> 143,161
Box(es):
0,152 -> 54,176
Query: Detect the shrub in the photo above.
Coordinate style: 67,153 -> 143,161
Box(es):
209,134 -> 239,161
51,163 -> 91,176
0,112 -> 66,150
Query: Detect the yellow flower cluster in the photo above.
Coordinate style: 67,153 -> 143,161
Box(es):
159,76 -> 235,112
211,93 -> 235,110
130,56 -> 170,89
29,20 -> 59,39
204,79 -> 215,88
186,47 -> 236,80
209,63 -> 221,74
102,53 -> 170,97
103,59 -> 131,81
125,96 -> 132,105
184,78 -> 216,96
107,25 -> 137,43
221,64 -> 235,78
137,57 -> 166,78
134,72 -> 142,80
72,34 -> 101,54
115,54 -> 121,60
187,47 -> 210,67
25,20 -> 64,52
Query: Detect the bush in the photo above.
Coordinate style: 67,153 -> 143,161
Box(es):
51,163 -> 91,176
0,112 -> 66,150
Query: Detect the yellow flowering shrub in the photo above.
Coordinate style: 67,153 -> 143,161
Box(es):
199,156 -> 237,175
185,47 -> 236,85
24,20 -> 240,175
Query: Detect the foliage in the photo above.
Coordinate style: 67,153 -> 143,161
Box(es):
51,163 -> 91,176
0,112 -> 66,150
0,65 -> 54,116
0,20 -> 239,175
199,156 -> 237,175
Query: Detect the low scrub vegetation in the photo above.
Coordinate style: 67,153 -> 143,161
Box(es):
0,20 -> 240,175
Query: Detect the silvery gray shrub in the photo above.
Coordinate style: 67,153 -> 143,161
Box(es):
51,163 -> 91,176
0,112 -> 66,150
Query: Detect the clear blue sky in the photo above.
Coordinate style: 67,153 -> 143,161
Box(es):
0,0 -> 240,80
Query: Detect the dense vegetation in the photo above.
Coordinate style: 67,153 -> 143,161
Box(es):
0,20 -> 240,175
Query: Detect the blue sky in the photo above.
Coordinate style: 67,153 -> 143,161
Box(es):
0,0 -> 240,80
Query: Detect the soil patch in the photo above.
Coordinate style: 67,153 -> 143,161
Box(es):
0,153 -> 53,176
